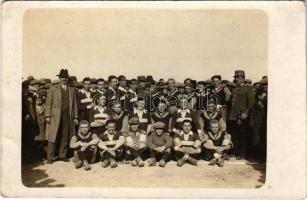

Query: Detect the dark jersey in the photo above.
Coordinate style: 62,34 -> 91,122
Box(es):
100,131 -> 123,148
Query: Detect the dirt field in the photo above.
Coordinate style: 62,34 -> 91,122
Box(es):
22,158 -> 265,188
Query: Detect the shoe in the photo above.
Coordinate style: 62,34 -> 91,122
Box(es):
137,157 -> 144,167
187,158 -> 197,166
217,157 -> 224,167
236,156 -> 243,160
83,161 -> 91,170
177,159 -> 185,167
148,158 -> 156,167
159,159 -> 166,167
74,160 -> 83,169
131,159 -> 138,167
46,160 -> 53,164
110,158 -> 118,168
101,159 -> 110,168
209,158 -> 217,166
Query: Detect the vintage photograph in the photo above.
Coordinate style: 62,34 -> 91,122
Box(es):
20,8 -> 269,188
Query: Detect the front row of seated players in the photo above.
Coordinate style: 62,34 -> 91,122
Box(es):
69,118 -> 233,170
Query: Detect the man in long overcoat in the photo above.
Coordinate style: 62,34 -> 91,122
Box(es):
45,69 -> 79,163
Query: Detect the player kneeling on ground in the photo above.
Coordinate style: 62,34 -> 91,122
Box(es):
125,117 -> 147,167
173,119 -> 201,167
70,120 -> 99,170
98,120 -> 125,168
147,122 -> 172,167
203,119 -> 233,167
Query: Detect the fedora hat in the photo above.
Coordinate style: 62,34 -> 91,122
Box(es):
57,69 -> 69,78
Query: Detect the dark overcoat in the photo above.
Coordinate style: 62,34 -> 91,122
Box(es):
44,83 -> 78,143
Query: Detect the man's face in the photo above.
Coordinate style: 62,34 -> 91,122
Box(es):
91,83 -> 97,90
245,82 -> 252,86
197,84 -> 205,92
136,101 -> 145,110
139,81 -> 147,89
112,103 -> 122,113
35,98 -> 43,106
129,83 -> 138,91
162,88 -> 168,95
83,80 -> 91,91
97,81 -> 104,90
110,78 -> 119,89
167,80 -> 175,90
178,88 -> 185,94
207,103 -> 216,113
235,76 -> 244,85
98,96 -> 106,107
182,122 -> 192,133
131,124 -> 139,132
210,123 -> 220,134
103,82 -> 109,89
119,79 -> 126,87
158,103 -> 166,113
185,86 -> 193,94
180,99 -> 188,110
156,129 -> 163,136
107,123 -> 116,134
212,78 -> 221,88
60,77 -> 69,85
80,124 -> 89,135
150,84 -> 156,92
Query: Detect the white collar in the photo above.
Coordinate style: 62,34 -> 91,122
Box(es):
180,131 -> 193,136
118,86 -> 127,92
134,108 -> 147,114
177,109 -> 190,114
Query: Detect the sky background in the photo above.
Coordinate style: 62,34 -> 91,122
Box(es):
23,9 -> 267,82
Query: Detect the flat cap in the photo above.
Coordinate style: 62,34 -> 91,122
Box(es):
128,117 -> 139,125
30,79 -> 41,86
244,79 -> 252,84
234,70 -> 245,77
153,122 -> 165,129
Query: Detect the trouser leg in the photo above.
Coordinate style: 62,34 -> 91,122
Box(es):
58,119 -> 70,159
161,151 -> 170,161
150,150 -> 157,159
174,151 -> 184,161
47,142 -> 55,161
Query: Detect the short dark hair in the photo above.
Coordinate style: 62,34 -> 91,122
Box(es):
118,75 -> 126,81
197,81 -> 206,87
79,120 -> 89,126
106,119 -> 116,126
108,75 -> 117,83
83,77 -> 91,83
182,119 -> 192,125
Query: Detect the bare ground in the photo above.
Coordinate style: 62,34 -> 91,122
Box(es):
22,158 -> 265,188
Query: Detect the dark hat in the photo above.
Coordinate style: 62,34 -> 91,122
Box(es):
83,77 -> 91,83
91,78 -> 97,84
244,79 -> 252,84
129,79 -> 137,85
38,78 -> 48,85
97,78 -> 105,83
221,80 -> 229,84
146,76 -> 154,83
45,79 -> 51,83
137,96 -> 146,102
197,81 -> 206,87
153,122 -> 165,129
207,98 -> 217,105
128,117 -> 139,125
38,89 -> 47,97
74,81 -> 83,89
30,79 -> 41,86
234,70 -> 245,77
259,78 -> 268,85
137,76 -> 146,82
69,76 -> 77,82
27,76 -> 34,81
57,69 -> 69,78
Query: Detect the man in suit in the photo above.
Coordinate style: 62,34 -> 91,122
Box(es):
45,69 -> 79,164
228,70 -> 255,159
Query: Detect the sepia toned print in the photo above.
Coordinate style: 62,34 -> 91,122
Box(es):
20,8 -> 269,188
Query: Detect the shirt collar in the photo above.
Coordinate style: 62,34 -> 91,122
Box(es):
118,86 -> 127,92
180,131 -> 193,136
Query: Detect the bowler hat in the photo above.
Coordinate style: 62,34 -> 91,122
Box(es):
57,69 -> 69,78
234,70 -> 245,78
